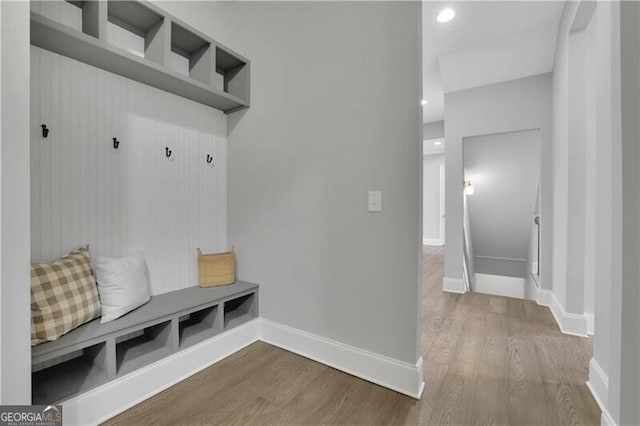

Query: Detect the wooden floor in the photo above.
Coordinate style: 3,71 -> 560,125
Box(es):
105,246 -> 600,425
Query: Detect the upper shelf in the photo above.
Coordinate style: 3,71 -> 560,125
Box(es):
30,1 -> 250,114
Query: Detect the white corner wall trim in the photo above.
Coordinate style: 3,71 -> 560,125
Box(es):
260,319 -> 425,400
443,277 -> 466,294
586,358 -> 610,420
536,289 -> 589,337
62,319 -> 261,426
585,312 -> 594,336
423,238 -> 444,246
601,409 -> 617,426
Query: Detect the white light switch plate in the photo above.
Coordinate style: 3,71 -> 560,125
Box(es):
368,191 -> 382,212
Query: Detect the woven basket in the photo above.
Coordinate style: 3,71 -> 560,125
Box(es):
197,247 -> 236,287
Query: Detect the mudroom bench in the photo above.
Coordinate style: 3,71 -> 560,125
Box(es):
31,281 -> 259,404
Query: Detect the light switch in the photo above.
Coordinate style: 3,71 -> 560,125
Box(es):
368,190 -> 382,212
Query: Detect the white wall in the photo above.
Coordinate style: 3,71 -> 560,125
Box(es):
0,0 -> 31,404
553,0 -> 607,389
30,47 -> 228,295
555,2 -> 640,424
551,0 -> 597,320
423,154 -> 443,243
444,73 -> 553,292
592,0 -> 615,381
158,1 -> 422,364
583,8 -> 598,324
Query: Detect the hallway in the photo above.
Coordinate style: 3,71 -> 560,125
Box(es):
420,246 -> 600,424
106,246 -> 601,425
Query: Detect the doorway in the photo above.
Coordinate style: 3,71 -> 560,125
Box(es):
423,138 -> 445,246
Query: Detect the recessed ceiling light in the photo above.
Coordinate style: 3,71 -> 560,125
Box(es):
421,99 -> 428,106
437,8 -> 455,23
434,141 -> 442,145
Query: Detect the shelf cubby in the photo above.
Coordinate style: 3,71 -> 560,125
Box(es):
178,304 -> 222,349
115,320 -> 173,377
30,0 -> 250,113
216,46 -> 250,102
224,292 -> 258,330
31,1 -> 104,39
171,21 -> 213,86
32,341 -> 109,405
107,0 -> 168,65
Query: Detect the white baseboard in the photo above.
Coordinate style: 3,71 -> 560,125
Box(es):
601,409 -> 616,426
536,289 -> 589,337
443,276 -> 466,294
586,357 -> 609,415
423,238 -> 443,246
260,319 -> 424,399
61,317 -> 425,424
63,318 -> 261,426
473,273 -> 529,299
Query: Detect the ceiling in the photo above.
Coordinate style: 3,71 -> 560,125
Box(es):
422,1 -> 565,123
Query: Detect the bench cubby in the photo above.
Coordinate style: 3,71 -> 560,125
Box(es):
32,341 -> 110,405
31,281 -> 258,404
178,305 -> 222,349
115,320 -> 173,377
224,292 -> 257,330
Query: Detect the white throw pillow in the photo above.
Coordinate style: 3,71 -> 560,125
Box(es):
94,252 -> 151,323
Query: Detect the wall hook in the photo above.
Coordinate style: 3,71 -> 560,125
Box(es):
165,147 -> 172,159
206,154 -> 214,165
113,137 -> 120,149
41,124 -> 49,138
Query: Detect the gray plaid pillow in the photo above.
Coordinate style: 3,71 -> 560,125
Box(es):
31,248 -> 101,345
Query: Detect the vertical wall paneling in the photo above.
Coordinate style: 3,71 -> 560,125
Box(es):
30,47 -> 228,295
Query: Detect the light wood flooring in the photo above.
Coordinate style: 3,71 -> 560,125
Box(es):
105,246 -> 600,425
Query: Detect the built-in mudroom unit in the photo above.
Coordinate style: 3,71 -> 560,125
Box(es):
28,0 -> 257,412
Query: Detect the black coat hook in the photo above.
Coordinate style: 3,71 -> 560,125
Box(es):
113,137 -> 120,149
165,147 -> 172,158
41,124 -> 49,138
206,154 -> 213,165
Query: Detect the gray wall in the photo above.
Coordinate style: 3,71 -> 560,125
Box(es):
463,130 -> 540,279
612,1 -> 640,423
443,74 -> 553,292
0,0 -> 31,403
423,154 -> 443,242
423,120 -> 444,140
159,1 -> 423,364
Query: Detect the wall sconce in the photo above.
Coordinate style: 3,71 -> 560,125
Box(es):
464,180 -> 474,195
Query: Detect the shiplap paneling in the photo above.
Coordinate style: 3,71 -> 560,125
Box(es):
31,46 -> 227,295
